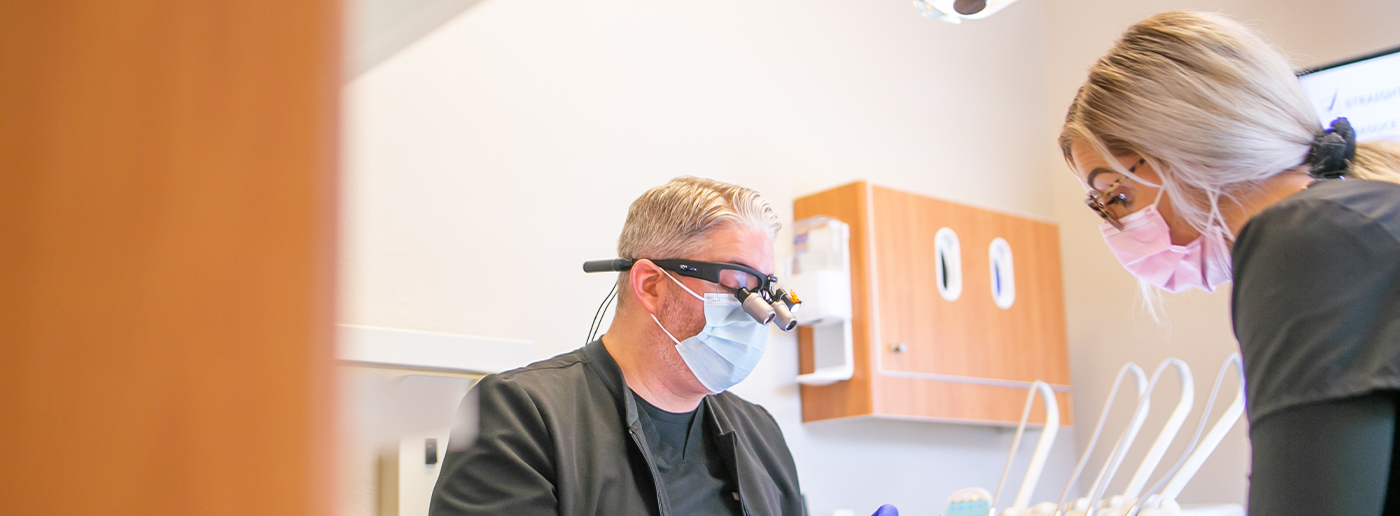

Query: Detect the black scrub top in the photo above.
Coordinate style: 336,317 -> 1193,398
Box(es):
1232,178 -> 1400,424
630,390 -> 743,516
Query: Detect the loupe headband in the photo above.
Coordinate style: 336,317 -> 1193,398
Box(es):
583,258 -> 778,294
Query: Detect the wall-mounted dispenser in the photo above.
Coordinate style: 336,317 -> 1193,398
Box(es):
788,216 -> 854,385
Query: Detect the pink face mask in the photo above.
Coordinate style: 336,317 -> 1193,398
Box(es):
1100,194 -> 1233,294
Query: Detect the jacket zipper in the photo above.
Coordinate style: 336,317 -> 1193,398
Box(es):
628,427 -> 668,516
717,431 -> 750,516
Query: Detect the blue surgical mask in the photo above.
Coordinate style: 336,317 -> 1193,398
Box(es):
649,271 -> 769,394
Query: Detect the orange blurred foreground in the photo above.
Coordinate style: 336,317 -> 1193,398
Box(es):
0,2 -> 341,515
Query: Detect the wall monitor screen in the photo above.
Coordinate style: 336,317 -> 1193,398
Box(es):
1299,45 -> 1400,142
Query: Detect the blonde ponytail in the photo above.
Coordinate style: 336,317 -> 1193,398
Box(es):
1350,141 -> 1400,184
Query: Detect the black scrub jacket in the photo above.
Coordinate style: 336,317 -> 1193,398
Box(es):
428,339 -> 805,516
1232,178 -> 1400,425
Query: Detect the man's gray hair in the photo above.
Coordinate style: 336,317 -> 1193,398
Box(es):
617,176 -> 781,262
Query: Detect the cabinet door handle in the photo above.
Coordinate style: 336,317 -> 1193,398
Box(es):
891,343 -> 908,353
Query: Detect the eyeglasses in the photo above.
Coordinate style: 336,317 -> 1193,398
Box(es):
649,259 -> 775,293
1084,158 -> 1147,231
581,257 -> 800,329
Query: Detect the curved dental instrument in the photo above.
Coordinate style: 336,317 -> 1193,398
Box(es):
992,381 -> 1061,516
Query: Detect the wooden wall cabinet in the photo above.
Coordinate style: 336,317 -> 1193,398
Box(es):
795,181 -> 1072,425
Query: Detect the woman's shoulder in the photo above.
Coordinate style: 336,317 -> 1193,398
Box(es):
1231,179 -> 1400,327
1289,178 -> 1400,215
1237,179 -> 1400,256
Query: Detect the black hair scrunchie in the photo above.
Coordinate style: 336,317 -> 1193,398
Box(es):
1306,117 -> 1357,179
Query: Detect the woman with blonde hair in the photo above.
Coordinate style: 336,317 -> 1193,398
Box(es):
1061,11 -> 1400,515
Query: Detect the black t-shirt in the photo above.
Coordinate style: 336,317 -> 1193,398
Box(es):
1232,178 -> 1400,424
631,390 -> 742,516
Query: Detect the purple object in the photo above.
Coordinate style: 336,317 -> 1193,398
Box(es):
872,504 -> 899,516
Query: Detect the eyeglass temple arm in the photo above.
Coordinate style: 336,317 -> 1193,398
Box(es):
585,258 -> 784,297
583,259 -> 635,273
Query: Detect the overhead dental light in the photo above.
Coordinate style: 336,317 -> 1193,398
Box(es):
912,0 -> 1020,24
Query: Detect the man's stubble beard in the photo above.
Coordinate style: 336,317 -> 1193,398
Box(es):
656,289 -> 706,382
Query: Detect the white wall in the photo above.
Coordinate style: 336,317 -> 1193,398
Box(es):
340,0 -> 1084,514
341,0 -> 1400,513
1043,0 -> 1400,507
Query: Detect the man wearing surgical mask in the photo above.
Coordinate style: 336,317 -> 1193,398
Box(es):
430,177 -> 804,516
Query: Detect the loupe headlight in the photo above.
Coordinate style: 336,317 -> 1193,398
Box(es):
769,288 -> 800,331
775,288 -> 801,312
735,287 -> 776,325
